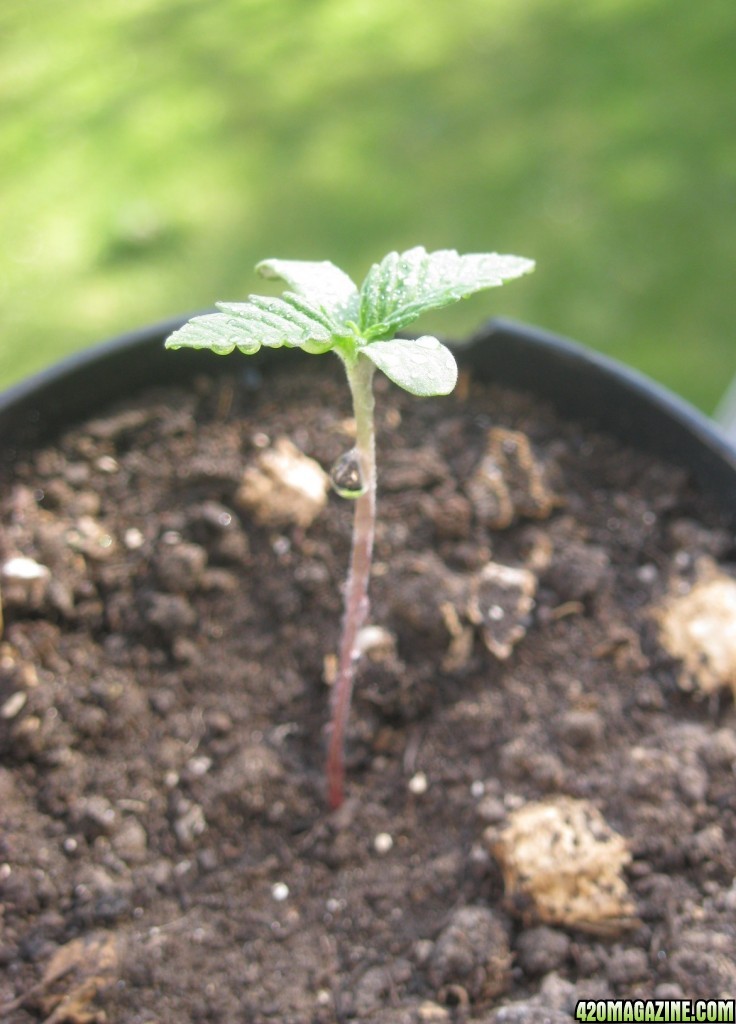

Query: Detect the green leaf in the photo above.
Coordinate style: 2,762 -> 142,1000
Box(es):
164,312 -> 263,355
166,292 -> 337,356
217,293 -> 337,352
359,246 -> 535,339
359,336 -> 458,396
257,258 -> 360,326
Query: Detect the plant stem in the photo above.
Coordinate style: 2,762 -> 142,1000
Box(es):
327,354 -> 376,809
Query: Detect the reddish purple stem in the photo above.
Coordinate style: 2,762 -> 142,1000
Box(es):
326,357 -> 376,808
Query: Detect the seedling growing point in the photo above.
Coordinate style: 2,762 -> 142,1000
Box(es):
165,246 -> 534,808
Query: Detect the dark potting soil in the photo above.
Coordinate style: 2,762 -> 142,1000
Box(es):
0,357 -> 735,1023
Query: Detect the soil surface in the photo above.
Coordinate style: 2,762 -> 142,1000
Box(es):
1,357 -> 735,1023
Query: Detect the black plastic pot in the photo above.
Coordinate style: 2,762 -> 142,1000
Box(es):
2,317 -> 735,522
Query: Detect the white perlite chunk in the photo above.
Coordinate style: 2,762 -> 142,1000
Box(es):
1,557 -> 52,622
489,797 -> 637,935
373,832 -> 394,855
656,558 -> 736,699
271,882 -> 290,902
236,437 -> 329,529
2,556 -> 51,581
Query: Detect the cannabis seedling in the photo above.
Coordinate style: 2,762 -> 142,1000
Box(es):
165,246 -> 534,808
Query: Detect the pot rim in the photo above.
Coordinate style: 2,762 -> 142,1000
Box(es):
473,319 -> 736,519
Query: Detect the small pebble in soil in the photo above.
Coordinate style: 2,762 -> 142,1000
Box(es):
499,738 -> 565,790
515,926 -> 571,976
687,823 -> 726,864
72,795 -> 117,838
537,972 -> 584,1010
146,592 -> 197,634
155,540 -> 208,592
112,817 -> 149,864
542,537 -> 610,602
668,921 -> 736,995
699,727 -> 736,769
388,552 -> 466,641
428,905 -> 511,1000
204,709 -> 233,736
676,761 -> 708,804
173,799 -> 207,849
351,960 -> 412,1017
1,690 -> 28,719
607,946 -> 650,986
556,709 -> 605,750
476,795 -> 507,823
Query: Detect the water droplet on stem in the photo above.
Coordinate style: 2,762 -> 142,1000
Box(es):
330,448 -> 366,499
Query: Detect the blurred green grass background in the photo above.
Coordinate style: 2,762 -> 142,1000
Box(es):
1,0 -> 734,411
